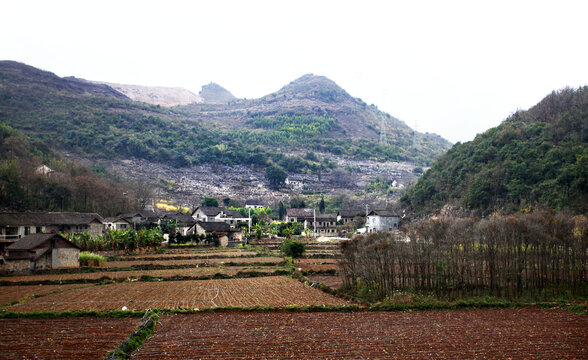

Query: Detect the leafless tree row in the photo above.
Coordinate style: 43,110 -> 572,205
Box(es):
340,212 -> 587,299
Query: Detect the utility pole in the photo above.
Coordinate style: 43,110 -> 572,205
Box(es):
313,208 -> 316,237
248,208 -> 251,234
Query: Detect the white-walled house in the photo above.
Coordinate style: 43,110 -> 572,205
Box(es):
191,207 -> 249,229
103,217 -> 132,231
245,200 -> 265,209
366,210 -> 400,233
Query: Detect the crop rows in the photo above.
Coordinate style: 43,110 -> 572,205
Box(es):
0,284 -> 87,306
0,267 -> 282,284
7,277 -> 349,312
103,256 -> 283,268
114,250 -> 259,260
133,308 -> 588,359
0,317 -> 139,360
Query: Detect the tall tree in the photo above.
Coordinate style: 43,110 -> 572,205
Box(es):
265,164 -> 287,190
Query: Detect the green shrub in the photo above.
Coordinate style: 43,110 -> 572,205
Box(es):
280,239 -> 306,258
79,251 -> 106,267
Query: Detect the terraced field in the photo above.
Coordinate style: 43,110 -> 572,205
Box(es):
6,277 -> 349,312
0,284 -> 90,306
134,308 -> 588,359
0,266 -> 283,284
0,317 -> 139,360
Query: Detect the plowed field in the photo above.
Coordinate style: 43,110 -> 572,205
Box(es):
0,317 -> 139,360
0,266 -> 281,283
115,250 -> 258,260
103,256 -> 283,268
7,277 -> 349,312
134,308 -> 588,359
0,284 -> 87,306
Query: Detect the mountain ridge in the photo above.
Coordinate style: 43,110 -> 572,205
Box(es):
0,60 -> 450,168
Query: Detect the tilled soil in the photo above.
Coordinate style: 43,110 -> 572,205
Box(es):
7,277 -> 349,312
0,266 -> 282,284
0,284 -> 88,306
134,308 -> 588,359
103,256 -> 283,268
0,317 -> 139,360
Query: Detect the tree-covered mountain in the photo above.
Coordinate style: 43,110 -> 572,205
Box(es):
401,86 -> 588,216
0,121 -> 141,214
0,61 -> 450,173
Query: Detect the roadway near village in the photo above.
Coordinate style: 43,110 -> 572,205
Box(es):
1,241 -> 586,359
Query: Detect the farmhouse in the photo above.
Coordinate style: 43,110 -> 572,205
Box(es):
245,199 -> 265,209
366,210 -> 400,233
286,208 -> 315,226
160,212 -> 195,235
2,233 -> 80,272
0,212 -> 104,251
191,207 -> 249,229
191,206 -> 225,222
337,210 -> 366,224
103,217 -> 132,231
314,213 -> 338,235
285,208 -> 337,235
188,221 -> 244,246
117,210 -> 160,224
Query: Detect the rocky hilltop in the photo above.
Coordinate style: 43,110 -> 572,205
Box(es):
199,82 -> 236,104
96,82 -> 204,106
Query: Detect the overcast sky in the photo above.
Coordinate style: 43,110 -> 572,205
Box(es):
2,0 -> 587,143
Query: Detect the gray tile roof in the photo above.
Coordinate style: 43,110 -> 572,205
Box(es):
0,212 -> 103,226
7,233 -> 63,250
286,208 -> 315,218
368,210 -> 400,217
196,221 -> 232,232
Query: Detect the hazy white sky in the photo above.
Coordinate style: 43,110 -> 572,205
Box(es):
2,0 -> 587,143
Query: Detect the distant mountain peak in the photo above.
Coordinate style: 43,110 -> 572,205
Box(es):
270,74 -> 353,104
199,82 -> 236,104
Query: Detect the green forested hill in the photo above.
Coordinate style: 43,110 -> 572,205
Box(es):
0,61 -> 450,173
401,87 -> 588,215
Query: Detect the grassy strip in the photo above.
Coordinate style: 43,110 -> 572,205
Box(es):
0,305 -> 363,319
106,311 -> 159,360
0,309 -> 147,319
1,302 -> 584,319
0,270 -> 292,286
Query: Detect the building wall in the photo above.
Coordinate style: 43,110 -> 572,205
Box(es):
367,216 -> 400,232
219,235 -> 229,247
35,252 -> 52,270
1,259 -> 32,272
52,248 -> 80,268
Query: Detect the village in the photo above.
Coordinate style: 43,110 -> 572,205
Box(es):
0,202 -> 401,273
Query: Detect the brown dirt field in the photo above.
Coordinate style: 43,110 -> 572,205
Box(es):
295,264 -> 339,272
115,250 -> 259,260
134,308 -> 588,359
104,256 -> 283,268
0,317 -> 139,360
295,258 -> 338,264
0,267 -> 283,284
7,277 -> 349,312
0,284 -> 88,306
305,275 -> 344,289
